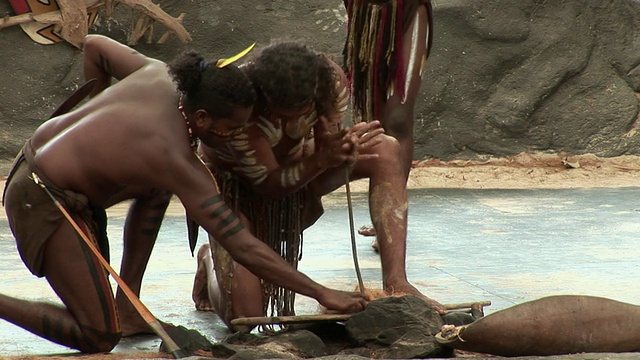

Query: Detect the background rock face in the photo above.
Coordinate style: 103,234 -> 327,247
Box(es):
1,0 -> 640,175
420,0 -> 640,160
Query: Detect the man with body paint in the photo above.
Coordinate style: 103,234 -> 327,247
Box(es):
190,41 -> 445,331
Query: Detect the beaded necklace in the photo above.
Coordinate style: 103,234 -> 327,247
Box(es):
178,94 -> 198,150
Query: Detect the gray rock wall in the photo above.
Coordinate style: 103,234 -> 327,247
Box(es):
419,0 -> 640,159
1,0 -> 639,175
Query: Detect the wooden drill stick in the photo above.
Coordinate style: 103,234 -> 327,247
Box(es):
345,169 -> 365,296
445,300 -> 492,310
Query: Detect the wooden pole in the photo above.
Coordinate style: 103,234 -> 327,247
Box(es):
0,11 -> 62,29
345,169 -> 365,296
229,300 -> 492,327
444,300 -> 492,310
230,314 -> 352,327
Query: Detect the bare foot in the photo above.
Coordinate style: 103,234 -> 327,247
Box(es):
386,281 -> 447,315
121,317 -> 175,337
419,296 -> 447,315
358,224 -> 377,236
118,301 -> 174,337
192,244 -> 215,311
357,225 -> 380,252
120,316 -> 153,337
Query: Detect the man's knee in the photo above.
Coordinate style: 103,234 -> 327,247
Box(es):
77,324 -> 122,353
374,135 -> 402,161
197,242 -> 212,261
382,107 -> 414,140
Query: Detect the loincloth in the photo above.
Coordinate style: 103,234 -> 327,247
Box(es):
343,0 -> 434,122
209,169 -> 323,324
2,141 -> 109,277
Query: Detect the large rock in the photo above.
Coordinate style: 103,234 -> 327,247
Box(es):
1,0 -> 640,175
343,295 -> 446,358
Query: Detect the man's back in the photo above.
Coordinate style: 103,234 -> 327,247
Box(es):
30,62 -> 186,206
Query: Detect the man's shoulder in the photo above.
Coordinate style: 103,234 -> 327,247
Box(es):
325,57 -> 346,77
115,64 -> 174,98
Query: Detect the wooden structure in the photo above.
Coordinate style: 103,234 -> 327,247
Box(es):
0,0 -> 191,48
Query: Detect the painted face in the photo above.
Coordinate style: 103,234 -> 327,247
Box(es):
267,100 -> 315,122
201,106 -> 253,147
267,100 -> 318,140
209,119 -> 247,139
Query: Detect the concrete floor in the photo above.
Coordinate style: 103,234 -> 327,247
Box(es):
1,187 -> 640,357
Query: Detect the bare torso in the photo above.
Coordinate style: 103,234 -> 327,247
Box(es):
31,62 -> 191,206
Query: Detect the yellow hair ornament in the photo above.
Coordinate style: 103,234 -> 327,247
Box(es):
216,42 -> 256,68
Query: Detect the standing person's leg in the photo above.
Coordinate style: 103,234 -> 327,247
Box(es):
0,220 -> 121,352
367,3 -> 430,244
381,3 -> 430,180
309,135 -> 445,313
352,136 -> 445,313
344,1 -> 431,179
348,2 -> 432,240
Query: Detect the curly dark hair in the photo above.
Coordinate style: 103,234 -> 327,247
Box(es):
167,50 -> 256,117
243,42 -> 336,116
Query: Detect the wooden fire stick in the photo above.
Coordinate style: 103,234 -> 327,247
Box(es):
444,300 -> 492,310
230,300 -> 492,327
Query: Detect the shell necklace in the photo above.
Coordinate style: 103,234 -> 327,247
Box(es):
178,94 -> 198,150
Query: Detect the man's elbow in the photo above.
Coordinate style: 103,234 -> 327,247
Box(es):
82,34 -> 108,52
224,238 -> 261,269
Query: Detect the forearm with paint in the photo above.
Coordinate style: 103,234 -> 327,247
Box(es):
251,154 -> 329,200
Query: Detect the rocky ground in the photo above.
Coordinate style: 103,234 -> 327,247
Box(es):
3,153 -> 640,360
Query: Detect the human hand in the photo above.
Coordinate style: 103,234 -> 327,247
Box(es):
315,117 -> 384,168
314,116 -> 353,169
317,288 -> 369,314
344,120 -> 384,164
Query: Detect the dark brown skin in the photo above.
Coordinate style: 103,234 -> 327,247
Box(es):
354,2 -> 431,262
364,8 -> 443,311
0,35 -> 366,353
380,4 -> 430,180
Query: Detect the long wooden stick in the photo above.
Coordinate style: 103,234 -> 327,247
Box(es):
444,300 -> 492,310
231,314 -> 352,327
31,173 -> 187,359
230,300 -> 492,327
345,169 -> 365,296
